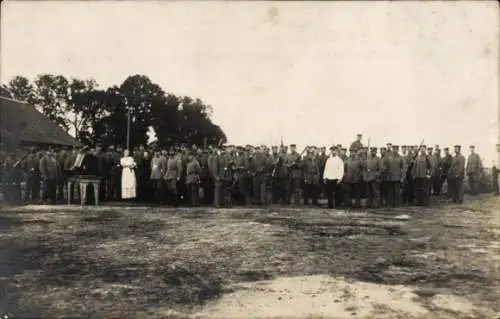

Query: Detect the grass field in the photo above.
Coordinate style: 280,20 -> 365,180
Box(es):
0,196 -> 499,318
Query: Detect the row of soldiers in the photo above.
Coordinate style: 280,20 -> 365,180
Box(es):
0,136 -> 488,207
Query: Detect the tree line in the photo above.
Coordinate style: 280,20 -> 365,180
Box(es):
0,74 -> 227,148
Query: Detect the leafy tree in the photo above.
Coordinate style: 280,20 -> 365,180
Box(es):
67,78 -> 99,138
6,76 -> 36,103
0,84 -> 11,98
32,74 -> 71,129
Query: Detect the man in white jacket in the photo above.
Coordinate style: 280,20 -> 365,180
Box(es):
323,146 -> 345,208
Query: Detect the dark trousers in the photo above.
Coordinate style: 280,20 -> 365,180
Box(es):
468,173 -> 478,195
187,183 -> 199,206
344,183 -> 361,208
288,177 -> 302,205
303,183 -> 319,205
324,179 -> 341,208
272,178 -> 288,204
366,181 -> 381,208
3,181 -> 21,204
215,180 -> 232,207
386,181 -> 401,208
402,180 -> 414,204
152,179 -> 164,203
203,176 -> 215,205
414,178 -> 429,206
449,178 -> 464,203
43,179 -> 57,204
25,172 -> 41,201
252,175 -> 267,205
110,173 -> 121,201
380,181 -> 389,206
493,176 -> 499,196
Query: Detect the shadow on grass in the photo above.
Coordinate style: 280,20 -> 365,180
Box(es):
0,215 -> 55,232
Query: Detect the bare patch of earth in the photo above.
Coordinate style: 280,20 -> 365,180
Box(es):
0,195 -> 498,318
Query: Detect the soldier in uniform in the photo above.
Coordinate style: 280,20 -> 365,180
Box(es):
364,147 -> 382,208
251,146 -> 268,205
441,147 -> 453,197
379,146 -> 388,206
426,147 -> 436,197
401,145 -> 414,205
39,149 -> 61,204
432,147 -> 443,195
343,149 -> 363,208
340,147 -> 348,162
302,148 -> 321,206
271,148 -> 288,204
164,148 -> 182,206
384,145 -> 405,208
234,146 -> 252,205
317,146 -> 328,199
466,145 -> 482,196
214,147 -> 233,207
150,149 -> 166,204
412,146 -> 431,206
449,145 -> 466,203
350,134 -> 363,153
185,152 -> 201,206
23,147 -> 41,202
286,144 -> 303,205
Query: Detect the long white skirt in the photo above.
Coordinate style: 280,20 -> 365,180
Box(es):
121,167 -> 137,199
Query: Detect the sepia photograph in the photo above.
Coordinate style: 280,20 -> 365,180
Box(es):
0,1 -> 499,318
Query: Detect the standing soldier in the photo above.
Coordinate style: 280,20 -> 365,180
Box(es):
268,146 -> 280,204
39,150 -> 60,204
56,149 -> 67,201
492,161 -> 499,196
441,147 -> 453,197
185,152 -> 201,207
340,147 -> 348,162
401,145 -> 413,205
364,147 -> 382,208
302,148 -> 321,206
466,145 -> 482,196
432,147 -> 443,195
150,150 -> 166,204
426,147 -> 436,197
164,149 -> 182,206
343,149 -> 363,208
448,145 -> 466,203
214,148 -> 233,207
379,147 -> 388,206
271,149 -> 288,205
286,144 -> 303,205
384,145 -> 405,208
234,146 -> 252,206
251,146 -> 268,205
350,134 -> 363,153
23,147 -> 41,202
412,146 -> 431,206
317,146 -> 328,199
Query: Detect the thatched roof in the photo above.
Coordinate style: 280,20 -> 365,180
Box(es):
0,96 -> 80,149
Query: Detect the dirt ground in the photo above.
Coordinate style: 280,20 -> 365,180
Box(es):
0,196 -> 499,319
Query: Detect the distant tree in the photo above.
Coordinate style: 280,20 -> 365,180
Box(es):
6,76 -> 36,103
150,93 -> 180,146
119,75 -> 164,147
32,74 -> 71,130
0,84 -> 11,98
67,78 -> 100,138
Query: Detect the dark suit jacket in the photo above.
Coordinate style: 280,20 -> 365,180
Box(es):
82,154 -> 99,176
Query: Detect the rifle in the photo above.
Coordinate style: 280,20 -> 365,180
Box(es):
13,151 -> 30,168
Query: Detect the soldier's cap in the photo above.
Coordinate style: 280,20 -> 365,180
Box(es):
444,147 -> 449,151
370,147 -> 377,151
329,146 -> 336,150
272,145 -> 278,149
357,133 -> 362,136
454,145 -> 461,148
380,147 -> 387,150
401,145 -> 407,149
469,145 -> 475,148
341,148 -> 347,151
392,145 -> 399,149
435,145 -> 440,149
336,144 -> 342,148
427,147 -> 433,151
290,144 -> 296,147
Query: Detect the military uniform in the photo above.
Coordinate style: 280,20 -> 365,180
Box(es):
412,148 -> 431,206
286,145 -> 303,205
251,148 -> 268,205
150,152 -> 167,203
441,149 -> 453,198
214,152 -> 233,207
343,152 -> 363,208
449,146 -> 466,203
302,152 -> 321,205
432,150 -> 443,195
384,146 -> 404,208
23,152 -> 41,202
466,146 -> 482,196
165,154 -> 182,206
364,148 -> 382,208
185,156 -> 201,206
234,149 -> 252,205
39,152 -> 61,204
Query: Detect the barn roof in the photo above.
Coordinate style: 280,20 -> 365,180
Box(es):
0,96 -> 80,148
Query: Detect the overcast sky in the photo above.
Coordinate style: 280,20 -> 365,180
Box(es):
1,1 -> 498,162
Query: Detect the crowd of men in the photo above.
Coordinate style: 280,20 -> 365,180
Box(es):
1,134 -> 497,208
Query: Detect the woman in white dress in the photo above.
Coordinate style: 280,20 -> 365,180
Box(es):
120,149 -> 137,200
